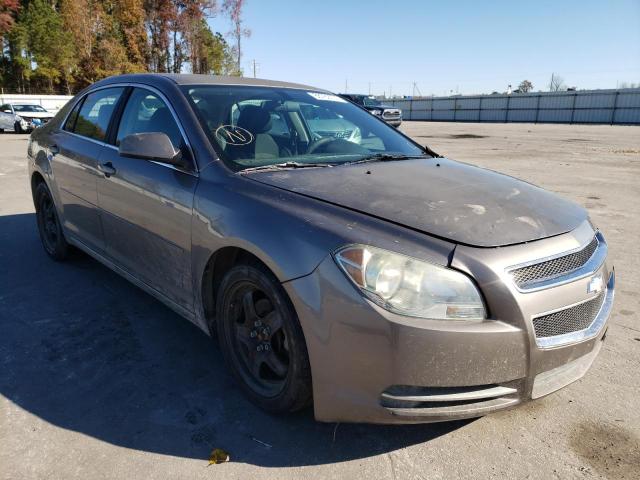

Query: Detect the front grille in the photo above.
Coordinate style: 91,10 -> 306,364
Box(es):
316,130 -> 353,139
511,236 -> 598,288
383,109 -> 401,119
533,290 -> 606,338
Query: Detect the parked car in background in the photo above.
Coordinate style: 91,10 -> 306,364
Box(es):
28,74 -> 613,424
338,93 -> 402,126
0,103 -> 54,133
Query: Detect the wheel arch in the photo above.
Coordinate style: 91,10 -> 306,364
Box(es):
200,245 -> 279,334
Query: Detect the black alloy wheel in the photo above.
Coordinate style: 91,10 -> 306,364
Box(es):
35,182 -> 70,260
216,263 -> 312,413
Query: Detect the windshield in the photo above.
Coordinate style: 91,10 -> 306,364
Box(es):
182,86 -> 425,171
13,104 -> 47,113
362,97 -> 382,107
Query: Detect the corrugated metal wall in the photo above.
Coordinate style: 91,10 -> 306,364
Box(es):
385,88 -> 640,125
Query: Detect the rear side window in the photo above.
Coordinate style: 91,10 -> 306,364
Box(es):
115,88 -> 183,149
73,88 -> 124,141
63,100 -> 83,132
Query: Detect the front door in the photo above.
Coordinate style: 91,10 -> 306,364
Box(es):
49,87 -> 125,252
96,87 -> 198,311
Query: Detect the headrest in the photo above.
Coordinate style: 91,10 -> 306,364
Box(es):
237,105 -> 272,134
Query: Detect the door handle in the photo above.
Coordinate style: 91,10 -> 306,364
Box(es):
98,161 -> 117,178
49,144 -> 59,155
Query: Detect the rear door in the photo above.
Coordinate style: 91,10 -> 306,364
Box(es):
96,86 -> 198,311
48,87 -> 125,252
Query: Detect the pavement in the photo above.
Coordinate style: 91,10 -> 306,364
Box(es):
1,122 -> 639,480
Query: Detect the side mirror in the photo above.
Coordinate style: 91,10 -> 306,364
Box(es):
119,132 -> 186,168
3,109 -> 12,113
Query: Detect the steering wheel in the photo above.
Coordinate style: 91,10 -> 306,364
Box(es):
307,137 -> 337,154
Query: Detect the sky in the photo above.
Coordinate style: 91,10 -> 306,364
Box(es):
209,0 -> 640,97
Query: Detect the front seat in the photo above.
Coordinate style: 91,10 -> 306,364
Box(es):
235,105 -> 279,160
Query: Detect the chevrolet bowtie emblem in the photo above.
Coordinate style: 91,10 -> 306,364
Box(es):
587,273 -> 604,295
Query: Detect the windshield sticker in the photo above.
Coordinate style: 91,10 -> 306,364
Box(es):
307,92 -> 347,103
215,125 -> 254,146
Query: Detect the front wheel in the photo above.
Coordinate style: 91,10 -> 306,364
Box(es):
35,182 -> 70,261
14,121 -> 23,134
216,263 -> 312,413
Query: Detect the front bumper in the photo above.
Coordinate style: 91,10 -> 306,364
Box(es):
284,226 -> 613,424
18,118 -> 48,131
383,118 -> 402,127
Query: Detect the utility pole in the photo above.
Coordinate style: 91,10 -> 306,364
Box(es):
345,78 -> 348,93
252,59 -> 257,78
389,85 -> 392,99
368,82 -> 371,95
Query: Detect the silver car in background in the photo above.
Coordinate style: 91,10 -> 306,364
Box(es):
28,74 -> 613,424
1,103 -> 54,133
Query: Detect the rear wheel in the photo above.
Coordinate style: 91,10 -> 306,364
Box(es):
216,263 -> 312,413
35,182 -> 70,261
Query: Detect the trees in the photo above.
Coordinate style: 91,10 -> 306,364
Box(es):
518,80 -> 533,93
0,0 -> 19,37
548,73 -> 566,92
222,0 -> 249,75
0,0 -> 240,93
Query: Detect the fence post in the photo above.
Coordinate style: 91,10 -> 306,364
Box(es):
409,98 -> 413,121
570,92 -> 577,124
505,95 -> 510,123
611,90 -> 620,125
478,97 -> 483,122
535,94 -> 541,123
453,97 -> 457,122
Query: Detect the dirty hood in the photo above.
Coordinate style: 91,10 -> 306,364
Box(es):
248,157 -> 588,247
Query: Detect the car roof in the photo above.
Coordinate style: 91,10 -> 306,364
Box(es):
93,73 -> 330,93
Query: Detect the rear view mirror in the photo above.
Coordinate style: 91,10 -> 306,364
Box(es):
119,132 -> 186,168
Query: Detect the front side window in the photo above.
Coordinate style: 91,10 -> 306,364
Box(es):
73,88 -> 124,141
116,88 -> 183,149
183,86 -> 423,170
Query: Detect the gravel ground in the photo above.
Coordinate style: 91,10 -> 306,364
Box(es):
1,122 -> 639,480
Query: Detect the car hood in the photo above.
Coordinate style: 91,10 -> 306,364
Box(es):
247,157 -> 588,247
16,112 -> 53,119
364,104 -> 394,111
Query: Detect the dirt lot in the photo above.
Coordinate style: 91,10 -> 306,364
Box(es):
1,122 -> 639,480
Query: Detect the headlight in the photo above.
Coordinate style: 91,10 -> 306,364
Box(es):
369,109 -> 382,115
334,245 -> 486,320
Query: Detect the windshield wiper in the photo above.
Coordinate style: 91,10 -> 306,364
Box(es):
240,161 -> 335,173
345,153 -> 429,166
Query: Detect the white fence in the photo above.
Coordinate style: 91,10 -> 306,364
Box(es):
385,88 -> 640,125
0,94 -> 73,112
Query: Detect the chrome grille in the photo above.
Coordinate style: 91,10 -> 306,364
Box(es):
533,290 -> 606,338
511,236 -> 598,288
316,130 -> 353,139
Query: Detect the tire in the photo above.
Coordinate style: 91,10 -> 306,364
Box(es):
34,182 -> 70,261
14,121 -> 23,134
216,262 -> 312,413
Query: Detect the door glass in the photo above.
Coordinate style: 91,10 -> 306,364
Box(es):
74,88 -> 124,141
63,100 -> 83,132
116,89 -> 183,150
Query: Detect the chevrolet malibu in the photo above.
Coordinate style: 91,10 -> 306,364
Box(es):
28,74 -> 614,423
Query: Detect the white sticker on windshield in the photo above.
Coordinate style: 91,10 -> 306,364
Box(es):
307,92 -> 347,103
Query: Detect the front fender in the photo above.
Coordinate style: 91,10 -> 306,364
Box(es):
190,166 -> 455,331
